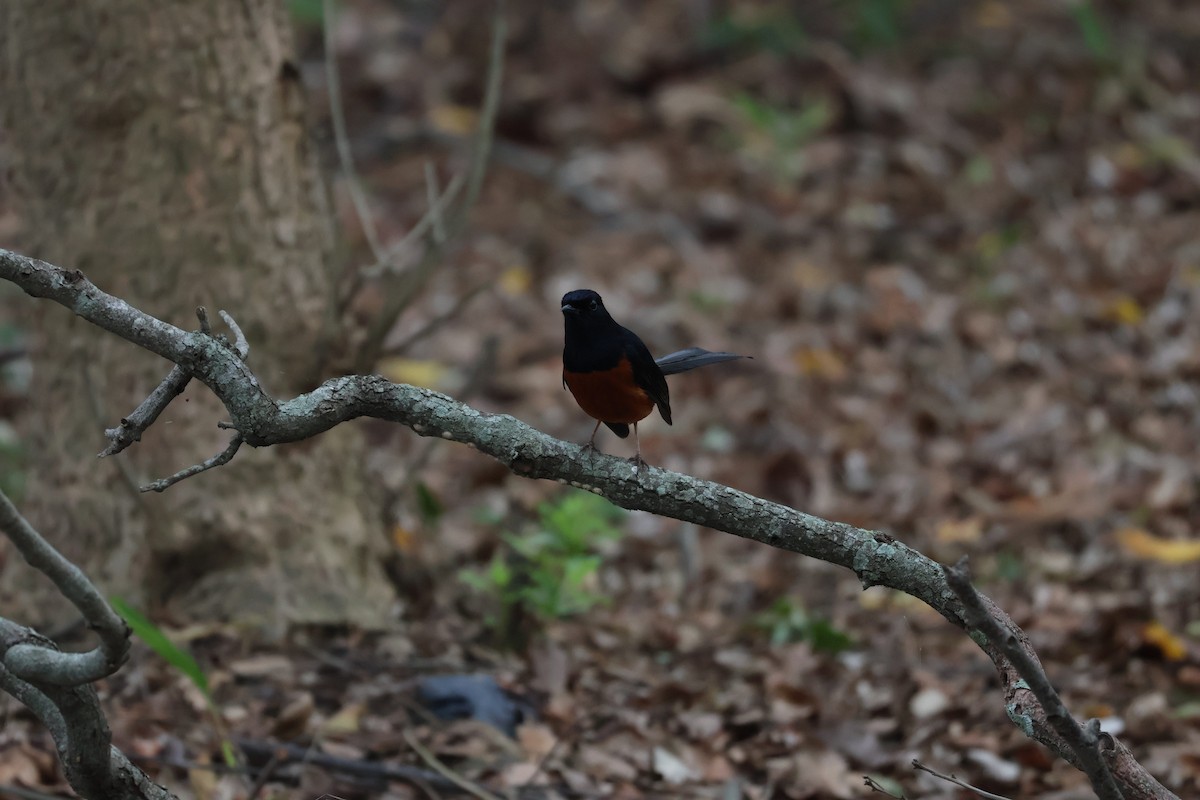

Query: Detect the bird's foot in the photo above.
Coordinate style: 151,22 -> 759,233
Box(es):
580,440 -> 599,455
627,453 -> 648,472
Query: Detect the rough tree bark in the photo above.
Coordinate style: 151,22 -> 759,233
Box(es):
0,1 -> 394,627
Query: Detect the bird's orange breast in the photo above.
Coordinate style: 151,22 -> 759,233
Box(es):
564,357 -> 654,424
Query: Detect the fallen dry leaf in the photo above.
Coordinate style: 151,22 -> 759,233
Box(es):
1115,527 -> 1200,564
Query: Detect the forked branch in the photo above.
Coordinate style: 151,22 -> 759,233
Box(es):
0,247 -> 1178,800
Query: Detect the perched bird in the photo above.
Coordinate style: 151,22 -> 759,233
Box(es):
560,288 -> 746,466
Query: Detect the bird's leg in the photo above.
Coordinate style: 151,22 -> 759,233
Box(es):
628,422 -> 648,470
581,419 -> 602,453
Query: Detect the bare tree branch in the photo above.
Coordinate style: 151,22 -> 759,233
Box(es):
99,306 -> 249,458
0,489 -> 129,685
323,0 -> 386,264
353,0 -> 506,372
944,559 -> 1124,800
0,247 -> 1179,800
141,433 -> 245,493
911,759 -> 1013,800
0,489 -> 174,800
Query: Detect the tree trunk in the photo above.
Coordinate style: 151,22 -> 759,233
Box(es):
0,0 -> 395,629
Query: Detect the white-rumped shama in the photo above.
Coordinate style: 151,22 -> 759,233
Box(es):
561,289 -> 746,466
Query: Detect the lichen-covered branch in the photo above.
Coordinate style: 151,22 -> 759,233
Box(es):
0,247 -> 1179,800
945,559 -> 1124,800
0,496 -> 174,800
0,489 -> 129,685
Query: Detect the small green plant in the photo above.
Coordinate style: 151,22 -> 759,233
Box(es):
754,598 -> 854,653
460,490 -> 625,648
1069,1 -> 1115,65
701,5 -> 808,56
731,92 -> 832,183
111,598 -> 237,767
844,0 -> 906,51
286,0 -> 324,27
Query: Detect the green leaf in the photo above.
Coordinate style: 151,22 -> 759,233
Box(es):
111,597 -> 209,696
287,0 -> 324,26
414,482 -> 443,524
1069,1 -> 1113,63
807,618 -> 854,653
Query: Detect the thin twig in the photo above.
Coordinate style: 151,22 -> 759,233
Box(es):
99,305 -> 247,458
943,559 -> 1124,800
140,434 -> 244,493
425,161 -> 447,244
863,775 -> 906,798
324,0 -> 386,264
911,759 -> 1012,800
354,0 -> 506,372
402,730 -> 504,800
349,173 -> 466,289
219,309 -> 250,358
197,306 -> 213,334
98,364 -> 191,457
234,737 -> 467,795
247,748 -> 282,800
381,282 -> 490,357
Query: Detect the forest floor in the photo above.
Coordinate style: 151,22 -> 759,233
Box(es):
3,1 -> 1200,798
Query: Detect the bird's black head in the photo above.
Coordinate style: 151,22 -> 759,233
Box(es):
560,289 -> 613,327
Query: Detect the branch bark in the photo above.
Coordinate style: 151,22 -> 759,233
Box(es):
0,492 -> 173,800
0,247 -> 1180,800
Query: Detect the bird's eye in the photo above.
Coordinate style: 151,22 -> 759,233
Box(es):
588,299 -> 598,311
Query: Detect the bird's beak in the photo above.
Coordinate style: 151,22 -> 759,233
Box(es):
561,304 -> 577,315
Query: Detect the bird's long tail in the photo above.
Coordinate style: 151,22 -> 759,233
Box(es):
654,347 -> 749,376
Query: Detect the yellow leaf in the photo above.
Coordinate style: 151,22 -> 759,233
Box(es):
793,347 -> 847,381
975,230 -> 1007,261
323,702 -> 366,735
859,587 -> 938,615
1115,527 -> 1200,564
791,259 -> 834,291
188,752 -> 218,800
392,524 -> 416,552
429,104 -> 478,136
500,264 -> 532,296
378,357 -> 450,389
975,0 -> 1012,28
1141,622 -> 1187,662
1103,294 -> 1143,326
935,516 -> 984,544
1182,264 -> 1200,287
1113,142 -> 1146,170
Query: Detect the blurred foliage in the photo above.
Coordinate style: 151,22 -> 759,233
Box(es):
287,0 -> 324,27
111,598 -> 237,767
844,0 -> 906,51
753,598 -> 855,652
1069,1 -> 1115,65
731,92 -> 832,183
414,481 -> 443,524
460,490 -> 625,649
700,4 -> 809,56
